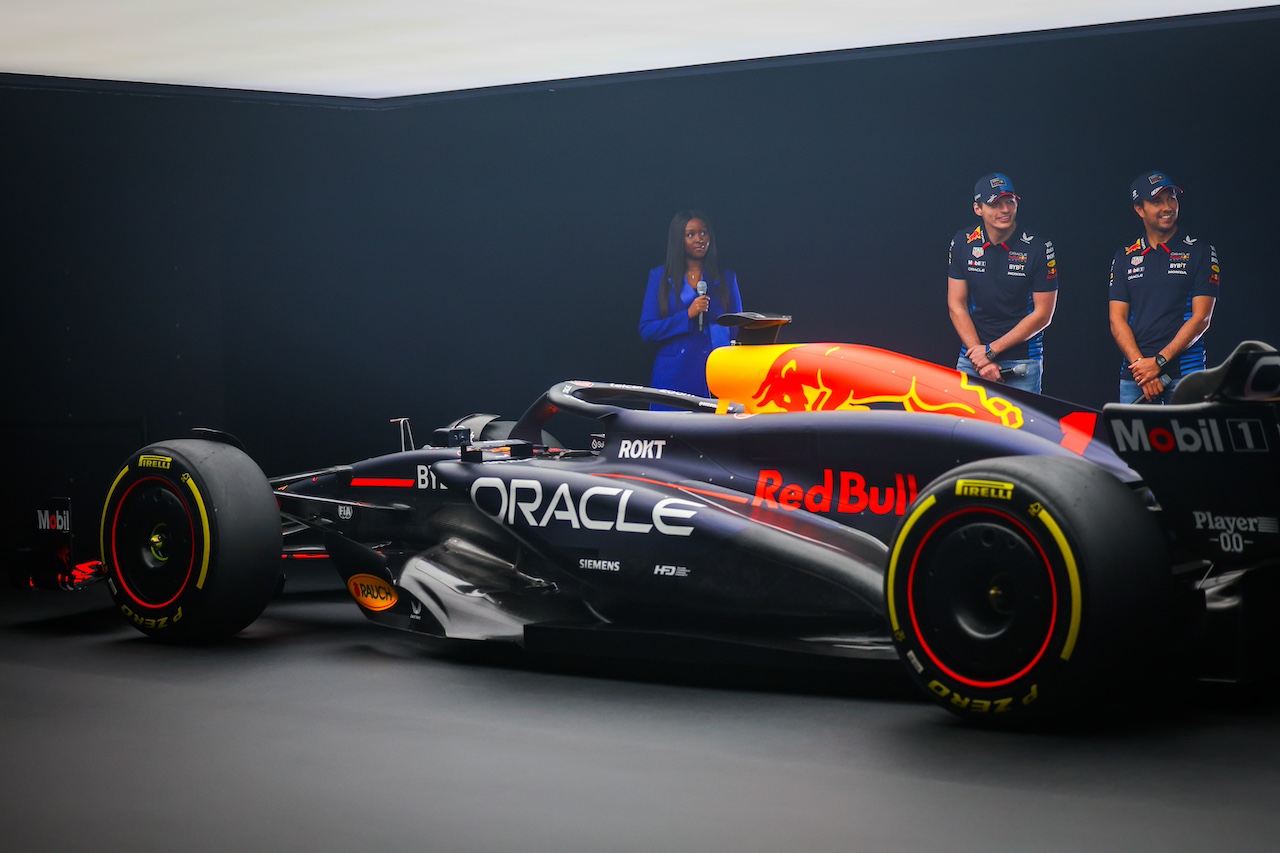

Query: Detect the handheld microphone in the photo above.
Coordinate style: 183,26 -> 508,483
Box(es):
1133,378 -> 1173,404
696,281 -> 708,331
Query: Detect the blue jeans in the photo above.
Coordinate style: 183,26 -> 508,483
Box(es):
956,355 -> 1043,394
1119,376 -> 1182,405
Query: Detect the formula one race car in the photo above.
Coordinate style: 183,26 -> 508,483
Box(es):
28,316 -> 1280,723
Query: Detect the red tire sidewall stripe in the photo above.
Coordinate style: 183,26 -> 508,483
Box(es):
111,476 -> 197,610
906,505 -> 1058,689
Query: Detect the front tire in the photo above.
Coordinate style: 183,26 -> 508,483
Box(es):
100,439 -> 281,641
886,456 -> 1171,723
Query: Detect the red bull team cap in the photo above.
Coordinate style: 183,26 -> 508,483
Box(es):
1131,170 -> 1182,203
974,173 -> 1019,205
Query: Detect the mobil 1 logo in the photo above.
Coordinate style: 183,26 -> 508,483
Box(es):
1111,415 -> 1271,454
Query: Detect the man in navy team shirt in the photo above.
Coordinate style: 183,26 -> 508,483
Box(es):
1109,170 -> 1220,403
947,173 -> 1058,394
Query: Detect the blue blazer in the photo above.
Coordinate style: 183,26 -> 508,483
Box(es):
639,266 -> 742,397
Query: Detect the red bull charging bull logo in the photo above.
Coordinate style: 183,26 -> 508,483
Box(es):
706,343 -> 1023,429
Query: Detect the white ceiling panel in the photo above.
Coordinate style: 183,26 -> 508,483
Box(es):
0,1 -> 1272,98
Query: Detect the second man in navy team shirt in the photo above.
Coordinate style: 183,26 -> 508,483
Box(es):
1108,170 -> 1220,404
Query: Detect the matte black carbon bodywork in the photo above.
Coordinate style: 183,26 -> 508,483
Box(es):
265,341 -> 1280,696
272,374 -> 1130,660
26,337 -> 1280,721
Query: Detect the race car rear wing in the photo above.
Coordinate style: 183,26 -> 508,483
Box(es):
1171,340 -> 1280,404
1102,341 -> 1280,567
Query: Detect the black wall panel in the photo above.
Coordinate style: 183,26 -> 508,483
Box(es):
2,10 -> 1277,551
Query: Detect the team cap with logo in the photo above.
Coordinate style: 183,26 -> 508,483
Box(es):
1131,170 -> 1182,203
973,173 -> 1019,205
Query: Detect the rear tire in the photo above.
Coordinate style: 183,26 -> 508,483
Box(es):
886,456 -> 1171,723
100,439 -> 281,641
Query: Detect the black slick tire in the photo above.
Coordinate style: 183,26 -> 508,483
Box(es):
886,455 -> 1171,724
100,438 -> 281,641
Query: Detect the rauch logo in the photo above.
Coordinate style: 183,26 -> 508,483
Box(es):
347,574 -> 399,611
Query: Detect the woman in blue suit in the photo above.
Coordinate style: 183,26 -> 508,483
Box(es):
639,210 -> 743,398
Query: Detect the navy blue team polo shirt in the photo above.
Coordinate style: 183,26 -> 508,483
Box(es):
1108,233 -> 1220,378
947,224 -> 1058,361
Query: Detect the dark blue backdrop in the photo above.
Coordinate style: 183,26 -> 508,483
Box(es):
3,9 -> 1277,547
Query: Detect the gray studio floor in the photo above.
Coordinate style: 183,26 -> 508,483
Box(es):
4,562 -> 1280,853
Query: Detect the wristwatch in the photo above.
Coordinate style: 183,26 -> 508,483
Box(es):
985,345 -> 995,361
1154,354 -> 1168,368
